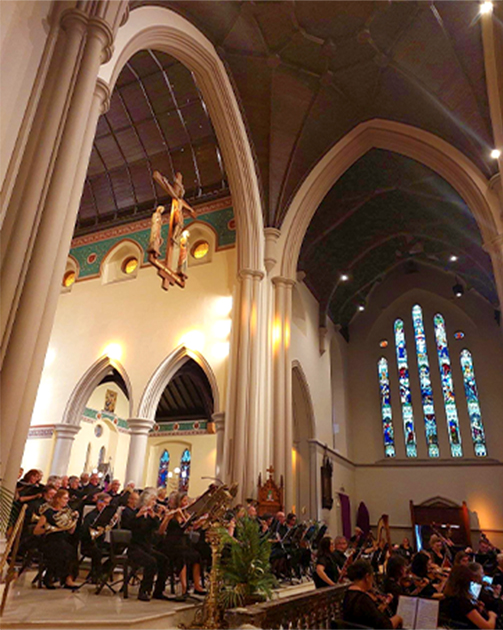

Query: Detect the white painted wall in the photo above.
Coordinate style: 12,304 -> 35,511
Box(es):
0,0 -> 52,188
347,267 -> 503,546
145,434 -> 217,498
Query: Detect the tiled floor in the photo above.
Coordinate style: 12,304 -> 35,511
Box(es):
0,571 -> 200,629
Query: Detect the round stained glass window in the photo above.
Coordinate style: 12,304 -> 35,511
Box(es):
379,340 -> 388,348
454,331 -> 465,340
191,240 -> 209,260
63,271 -> 76,287
122,257 -> 138,274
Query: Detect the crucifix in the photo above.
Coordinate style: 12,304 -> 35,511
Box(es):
147,170 -> 197,290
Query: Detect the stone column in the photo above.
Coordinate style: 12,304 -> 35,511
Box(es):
223,269 -> 265,502
484,234 -> 503,323
271,276 -> 295,512
50,424 -> 81,477
124,419 -> 154,486
212,412 -> 225,482
0,4 -> 124,493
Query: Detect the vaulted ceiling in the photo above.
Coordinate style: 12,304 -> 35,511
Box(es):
77,1 -> 499,323
154,359 -> 214,422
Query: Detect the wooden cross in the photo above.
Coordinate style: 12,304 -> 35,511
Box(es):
147,170 -> 197,290
266,465 -> 275,478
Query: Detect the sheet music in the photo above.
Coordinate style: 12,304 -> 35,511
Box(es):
415,598 -> 439,630
397,596 -> 418,630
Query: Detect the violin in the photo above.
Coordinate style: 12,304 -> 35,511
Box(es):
368,588 -> 394,616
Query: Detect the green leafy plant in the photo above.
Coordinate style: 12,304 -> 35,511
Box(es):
219,516 -> 277,609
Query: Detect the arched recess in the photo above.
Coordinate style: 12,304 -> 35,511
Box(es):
278,119 -> 502,283
62,356 -> 133,426
98,5 -> 264,273
138,345 -> 220,422
292,360 -> 315,518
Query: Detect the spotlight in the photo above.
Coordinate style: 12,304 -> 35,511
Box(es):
340,274 -> 349,282
174,467 -> 181,474
357,304 -> 365,312
453,282 -> 464,298
491,149 -> 501,159
449,255 -> 458,262
480,1 -> 493,15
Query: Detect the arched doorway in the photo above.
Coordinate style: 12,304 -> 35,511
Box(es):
145,356 -> 216,497
292,362 -> 315,519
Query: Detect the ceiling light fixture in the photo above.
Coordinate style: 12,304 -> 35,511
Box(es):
449,255 -> 458,262
340,274 -> 349,282
479,1 -> 493,15
491,148 -> 501,159
453,282 -> 464,298
358,304 -> 365,312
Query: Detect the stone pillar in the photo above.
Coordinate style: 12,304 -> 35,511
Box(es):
0,3 -> 125,493
124,419 -> 154,486
50,424 -> 81,477
484,233 -> 503,324
212,412 -> 225,482
223,269 -> 265,502
271,276 -> 295,512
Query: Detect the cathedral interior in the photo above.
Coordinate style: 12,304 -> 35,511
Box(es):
1,0 -> 503,626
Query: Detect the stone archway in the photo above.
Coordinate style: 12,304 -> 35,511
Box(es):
292,361 -> 316,519
277,119 -> 503,304
99,4 -> 264,273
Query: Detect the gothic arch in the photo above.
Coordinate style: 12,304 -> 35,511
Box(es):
98,4 -> 264,273
138,345 -> 220,422
62,355 -> 133,426
278,119 -> 502,281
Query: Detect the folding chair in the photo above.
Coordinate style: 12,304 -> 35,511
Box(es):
95,529 -> 133,598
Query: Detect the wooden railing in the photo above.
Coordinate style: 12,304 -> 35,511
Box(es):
225,584 -> 348,629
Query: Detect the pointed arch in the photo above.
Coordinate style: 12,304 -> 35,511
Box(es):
138,345 -> 220,422
98,4 -> 264,273
62,356 -> 133,426
278,119 -> 502,282
292,360 -> 316,441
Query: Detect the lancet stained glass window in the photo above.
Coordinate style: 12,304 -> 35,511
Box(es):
460,349 -> 487,457
394,319 -> 418,457
157,449 -> 170,487
433,314 -> 463,457
179,448 -> 191,492
412,305 -> 440,457
378,358 -> 396,457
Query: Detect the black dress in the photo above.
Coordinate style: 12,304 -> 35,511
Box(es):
313,553 -> 339,588
161,518 -> 200,574
42,508 -> 78,583
343,589 -> 393,629
440,596 -> 478,629
128,513 -> 168,596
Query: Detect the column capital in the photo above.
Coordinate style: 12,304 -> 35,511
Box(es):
53,423 -> 81,439
483,233 -> 503,254
87,17 -> 115,64
60,8 -> 89,35
264,227 -> 281,273
127,417 -> 154,435
271,275 -> 296,288
95,78 -> 111,115
212,412 -> 225,432
238,268 -> 265,282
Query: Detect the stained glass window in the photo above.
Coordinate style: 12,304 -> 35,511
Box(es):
394,319 -> 418,457
433,314 -> 463,457
377,358 -> 396,457
460,350 -> 487,457
179,448 -> 191,492
157,450 -> 170,487
412,305 -> 440,457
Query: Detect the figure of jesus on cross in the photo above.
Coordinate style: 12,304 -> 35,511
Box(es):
148,170 -> 197,290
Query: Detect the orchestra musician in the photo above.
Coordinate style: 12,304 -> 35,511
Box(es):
120,491 -> 140,530
493,554 -> 503,590
128,488 -> 170,601
410,551 -> 443,598
83,473 -> 102,504
33,489 -> 80,590
383,555 -> 410,614
332,535 -> 349,570
428,534 -> 446,567
397,537 -> 413,563
440,564 -> 497,629
80,492 -> 116,581
313,536 -> 339,588
476,536 -> 500,576
158,491 -> 206,600
107,479 -> 122,506
469,562 -> 503,617
342,560 -> 402,629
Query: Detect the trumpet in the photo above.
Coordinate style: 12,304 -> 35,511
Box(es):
89,509 -> 120,540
